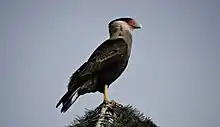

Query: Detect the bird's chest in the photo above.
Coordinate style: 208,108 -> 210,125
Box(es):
98,58 -> 128,85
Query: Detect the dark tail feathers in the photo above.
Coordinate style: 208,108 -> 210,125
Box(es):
56,89 -> 80,113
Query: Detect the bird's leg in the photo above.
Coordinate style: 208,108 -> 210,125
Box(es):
104,85 -> 109,103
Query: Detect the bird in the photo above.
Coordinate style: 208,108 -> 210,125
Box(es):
56,17 -> 141,113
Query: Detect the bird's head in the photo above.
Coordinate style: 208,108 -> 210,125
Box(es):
108,17 -> 142,31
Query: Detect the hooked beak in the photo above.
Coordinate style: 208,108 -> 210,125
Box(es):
134,23 -> 142,29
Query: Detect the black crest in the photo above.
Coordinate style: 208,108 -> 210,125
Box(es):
108,17 -> 133,28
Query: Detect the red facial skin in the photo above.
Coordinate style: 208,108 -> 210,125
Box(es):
128,20 -> 137,28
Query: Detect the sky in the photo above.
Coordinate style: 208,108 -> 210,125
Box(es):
0,0 -> 219,127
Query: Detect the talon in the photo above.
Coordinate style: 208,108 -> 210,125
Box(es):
104,100 -> 109,104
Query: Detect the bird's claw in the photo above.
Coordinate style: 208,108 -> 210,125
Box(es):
104,99 -> 109,104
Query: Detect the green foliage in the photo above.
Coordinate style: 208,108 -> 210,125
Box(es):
67,102 -> 158,127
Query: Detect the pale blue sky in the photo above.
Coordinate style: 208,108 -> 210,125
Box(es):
0,0 -> 219,127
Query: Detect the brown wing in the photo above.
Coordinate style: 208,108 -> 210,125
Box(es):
67,38 -> 128,90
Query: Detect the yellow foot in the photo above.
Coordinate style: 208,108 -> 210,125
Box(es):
104,100 -> 109,104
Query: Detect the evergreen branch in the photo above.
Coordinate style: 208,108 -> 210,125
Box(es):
67,101 -> 159,127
